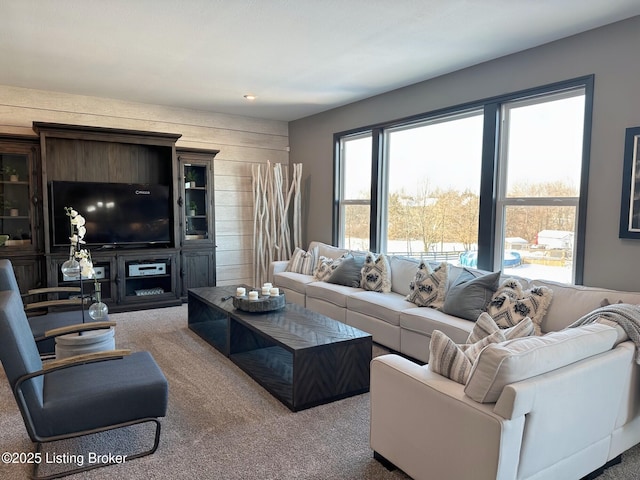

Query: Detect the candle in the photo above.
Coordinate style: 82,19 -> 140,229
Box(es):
236,287 -> 246,297
270,287 -> 279,296
263,282 -> 273,289
248,291 -> 259,300
261,286 -> 271,296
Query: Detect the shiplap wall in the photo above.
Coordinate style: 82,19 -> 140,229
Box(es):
0,84 -> 289,286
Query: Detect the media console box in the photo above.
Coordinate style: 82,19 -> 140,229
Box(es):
128,262 -> 167,277
62,265 -> 106,282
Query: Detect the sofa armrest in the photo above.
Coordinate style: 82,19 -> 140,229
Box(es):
370,354 -> 524,480
269,260 -> 289,283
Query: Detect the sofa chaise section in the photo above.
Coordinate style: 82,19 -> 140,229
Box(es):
371,327 -> 634,480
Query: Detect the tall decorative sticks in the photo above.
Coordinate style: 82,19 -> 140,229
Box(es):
252,162 -> 302,286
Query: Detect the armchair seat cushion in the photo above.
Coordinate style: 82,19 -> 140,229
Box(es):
36,351 -> 168,438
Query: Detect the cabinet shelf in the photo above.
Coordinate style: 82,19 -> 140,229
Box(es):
0,181 -> 28,186
125,273 -> 171,281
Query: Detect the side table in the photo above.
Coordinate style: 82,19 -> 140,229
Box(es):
55,327 -> 116,359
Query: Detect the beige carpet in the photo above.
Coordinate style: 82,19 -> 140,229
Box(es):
0,305 -> 410,479
1,304 -> 639,479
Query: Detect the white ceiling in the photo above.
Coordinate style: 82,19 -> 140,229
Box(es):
2,0 -> 640,122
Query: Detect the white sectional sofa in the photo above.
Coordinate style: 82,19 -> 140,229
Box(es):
270,241 -> 640,479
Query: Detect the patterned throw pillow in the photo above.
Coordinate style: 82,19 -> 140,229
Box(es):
467,312 -> 534,344
429,329 -> 506,384
487,279 -> 553,335
285,246 -> 318,275
313,255 -> 344,281
405,261 -> 448,309
360,253 -> 392,293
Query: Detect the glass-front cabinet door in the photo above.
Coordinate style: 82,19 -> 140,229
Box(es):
177,147 -> 218,296
184,163 -> 209,240
178,148 -> 217,246
0,140 -> 38,250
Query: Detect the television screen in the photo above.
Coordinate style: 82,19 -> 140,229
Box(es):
50,181 -> 172,247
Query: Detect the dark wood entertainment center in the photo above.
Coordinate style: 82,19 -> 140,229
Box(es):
0,122 -> 219,312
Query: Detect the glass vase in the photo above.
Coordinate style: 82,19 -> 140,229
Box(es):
88,282 -> 109,321
61,257 -> 80,279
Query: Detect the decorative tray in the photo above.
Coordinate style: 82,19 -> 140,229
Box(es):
232,293 -> 286,313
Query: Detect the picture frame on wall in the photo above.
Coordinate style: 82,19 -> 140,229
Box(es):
619,126 -> 640,239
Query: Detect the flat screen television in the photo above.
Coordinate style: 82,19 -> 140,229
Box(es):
50,181 -> 172,248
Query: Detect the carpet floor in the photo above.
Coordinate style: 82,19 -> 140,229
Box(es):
1,304 -> 640,479
0,305 -> 410,479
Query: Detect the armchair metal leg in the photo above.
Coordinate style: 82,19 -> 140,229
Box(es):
30,418 -> 162,480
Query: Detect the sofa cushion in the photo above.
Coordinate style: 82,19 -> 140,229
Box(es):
399,307 -> 475,346
347,291 -> 415,327
442,270 -> 501,321
306,281 -> 361,308
327,253 -> 366,288
406,261 -> 448,309
529,279 -> 640,333
286,246 -> 319,275
429,329 -> 506,384
389,256 -> 419,296
464,323 -> 618,403
487,279 -> 553,335
273,271 -> 315,294
467,312 -> 534,344
309,241 -> 349,260
360,253 -> 392,293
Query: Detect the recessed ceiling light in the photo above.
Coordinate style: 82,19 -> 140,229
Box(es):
244,94 -> 257,101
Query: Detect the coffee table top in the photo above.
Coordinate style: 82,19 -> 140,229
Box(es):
189,286 -> 371,351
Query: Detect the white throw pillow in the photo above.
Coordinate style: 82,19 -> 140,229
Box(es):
429,329 -> 506,385
285,246 -> 319,275
360,253 -> 392,293
487,279 -> 553,335
313,255 -> 344,281
467,312 -> 534,344
464,323 -> 618,403
406,261 -> 448,309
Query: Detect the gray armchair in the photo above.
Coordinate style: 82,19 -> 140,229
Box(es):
0,259 -> 103,356
0,289 -> 169,479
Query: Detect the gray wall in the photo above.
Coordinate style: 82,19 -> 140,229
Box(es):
289,15 -> 640,291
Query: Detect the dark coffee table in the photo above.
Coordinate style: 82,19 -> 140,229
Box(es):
188,285 -> 372,411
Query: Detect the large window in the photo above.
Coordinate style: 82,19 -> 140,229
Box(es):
334,77 -> 592,284
384,111 -> 484,261
337,132 -> 372,251
496,89 -> 585,283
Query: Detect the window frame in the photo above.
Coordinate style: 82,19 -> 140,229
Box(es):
333,75 -> 594,284
493,87 -> 587,280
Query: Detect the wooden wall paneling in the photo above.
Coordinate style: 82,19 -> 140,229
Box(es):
1,85 -> 290,286
0,86 -> 288,136
215,205 -> 253,222
210,145 -> 289,164
215,189 -> 253,206
215,220 -> 253,236
216,234 -> 252,252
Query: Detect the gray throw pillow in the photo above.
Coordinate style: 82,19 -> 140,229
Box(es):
442,269 -> 501,321
327,253 -> 366,288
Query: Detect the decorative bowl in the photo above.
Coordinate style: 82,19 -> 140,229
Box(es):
233,293 -> 286,313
